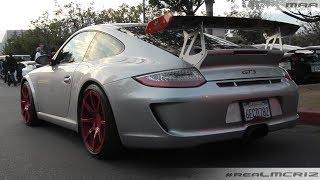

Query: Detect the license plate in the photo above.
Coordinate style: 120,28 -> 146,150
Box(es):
242,100 -> 271,121
311,65 -> 320,72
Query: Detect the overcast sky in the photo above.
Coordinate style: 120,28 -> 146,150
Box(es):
0,0 -> 299,42
0,0 -> 141,41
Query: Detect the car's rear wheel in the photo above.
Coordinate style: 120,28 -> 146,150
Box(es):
20,82 -> 38,126
79,84 -> 122,159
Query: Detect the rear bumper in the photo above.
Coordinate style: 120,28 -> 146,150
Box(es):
104,77 -> 299,149
120,115 -> 298,148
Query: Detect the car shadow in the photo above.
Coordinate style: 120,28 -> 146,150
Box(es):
35,120 -> 291,168
118,140 -> 279,168
36,120 -> 82,145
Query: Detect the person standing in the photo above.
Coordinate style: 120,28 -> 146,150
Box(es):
2,58 -> 8,83
7,54 -> 17,86
34,47 -> 42,61
34,44 -> 45,61
16,62 -> 23,83
0,60 -> 3,74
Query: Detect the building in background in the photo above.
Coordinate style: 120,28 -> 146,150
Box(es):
1,30 -> 27,55
0,43 -> 4,55
2,30 -> 27,43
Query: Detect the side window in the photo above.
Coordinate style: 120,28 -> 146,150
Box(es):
85,32 -> 124,61
56,31 -> 96,63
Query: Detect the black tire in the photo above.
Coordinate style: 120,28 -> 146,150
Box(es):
79,84 -> 123,159
20,81 -> 39,126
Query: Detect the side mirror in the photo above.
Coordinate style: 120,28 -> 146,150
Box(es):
35,55 -> 51,66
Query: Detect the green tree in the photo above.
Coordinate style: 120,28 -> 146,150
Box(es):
149,0 -> 204,15
204,0 -> 214,17
226,0 -> 320,46
226,9 -> 265,45
291,22 -> 320,47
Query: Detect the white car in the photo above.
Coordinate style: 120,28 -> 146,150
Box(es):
253,44 -> 301,53
20,61 -> 37,76
21,15 -> 299,159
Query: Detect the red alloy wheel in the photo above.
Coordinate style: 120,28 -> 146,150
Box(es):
21,84 -> 32,123
80,89 -> 106,154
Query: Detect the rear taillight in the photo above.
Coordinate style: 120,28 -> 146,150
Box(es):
134,68 -> 206,88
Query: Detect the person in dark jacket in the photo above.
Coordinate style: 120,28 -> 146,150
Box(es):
7,54 -> 17,86
2,58 -> 8,83
16,62 -> 23,83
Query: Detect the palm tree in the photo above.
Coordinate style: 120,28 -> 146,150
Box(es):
205,0 -> 214,17
143,0 -> 146,23
204,0 -> 214,34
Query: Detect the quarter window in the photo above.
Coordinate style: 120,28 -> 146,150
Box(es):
56,31 -> 96,63
85,33 -> 124,61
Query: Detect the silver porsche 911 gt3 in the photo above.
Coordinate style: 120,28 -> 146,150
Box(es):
21,14 -> 300,158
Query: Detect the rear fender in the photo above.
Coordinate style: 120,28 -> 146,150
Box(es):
22,75 -> 39,112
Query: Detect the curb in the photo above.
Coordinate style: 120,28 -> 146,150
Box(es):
299,111 -> 320,126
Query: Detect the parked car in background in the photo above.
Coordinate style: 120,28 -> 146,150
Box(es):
253,44 -> 301,53
305,46 -> 320,52
0,55 -> 6,61
0,55 -> 31,62
14,55 -> 31,61
280,48 -> 320,84
254,44 -> 320,84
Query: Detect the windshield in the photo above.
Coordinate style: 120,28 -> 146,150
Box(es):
122,26 -> 240,56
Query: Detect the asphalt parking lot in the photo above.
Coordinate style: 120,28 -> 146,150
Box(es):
1,81 -> 320,179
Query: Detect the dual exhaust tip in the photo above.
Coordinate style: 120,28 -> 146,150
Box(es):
244,124 -> 269,140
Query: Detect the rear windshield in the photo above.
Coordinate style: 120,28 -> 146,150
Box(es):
121,26 -> 240,56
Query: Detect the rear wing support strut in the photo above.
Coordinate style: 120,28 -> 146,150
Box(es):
179,23 -> 207,69
179,25 -> 285,69
264,28 -> 283,51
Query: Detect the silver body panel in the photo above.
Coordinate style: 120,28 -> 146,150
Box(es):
104,77 -> 298,148
24,24 -> 299,148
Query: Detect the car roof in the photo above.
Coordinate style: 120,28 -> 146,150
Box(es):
110,23 -> 146,28
286,49 -> 315,54
83,23 -> 145,31
0,54 -> 30,57
253,44 -> 301,52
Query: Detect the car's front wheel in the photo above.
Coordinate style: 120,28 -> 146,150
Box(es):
20,81 -> 38,126
79,84 -> 122,159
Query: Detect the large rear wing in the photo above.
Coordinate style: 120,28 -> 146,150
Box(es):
145,13 -> 300,68
146,14 -> 300,37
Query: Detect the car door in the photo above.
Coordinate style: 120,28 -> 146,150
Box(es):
36,31 -> 96,117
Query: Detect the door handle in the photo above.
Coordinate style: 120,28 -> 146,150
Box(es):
63,75 -> 71,84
